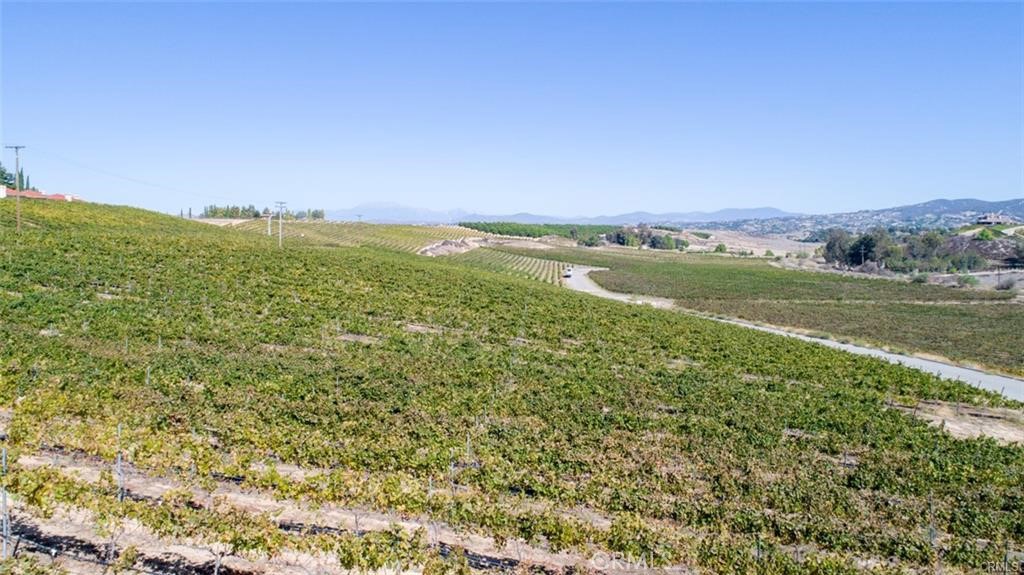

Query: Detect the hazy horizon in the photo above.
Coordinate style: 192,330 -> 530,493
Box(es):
3,2 -> 1021,216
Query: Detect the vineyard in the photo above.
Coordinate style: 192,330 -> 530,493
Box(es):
231,219 -> 488,253
447,248 -> 569,284
0,200 -> 1022,574
494,246 -> 1024,376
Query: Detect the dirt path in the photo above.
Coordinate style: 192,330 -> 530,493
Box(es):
889,400 -> 1024,444
564,269 -> 1024,402
563,266 -> 674,309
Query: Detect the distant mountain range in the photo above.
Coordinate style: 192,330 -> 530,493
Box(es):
326,203 -> 798,225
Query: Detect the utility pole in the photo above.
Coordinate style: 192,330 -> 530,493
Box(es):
275,201 -> 286,248
5,145 -> 25,233
267,211 -> 272,236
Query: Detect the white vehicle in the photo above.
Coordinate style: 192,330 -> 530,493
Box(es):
562,267 -> 573,278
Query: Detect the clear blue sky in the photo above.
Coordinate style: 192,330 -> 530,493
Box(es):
2,2 -> 1021,216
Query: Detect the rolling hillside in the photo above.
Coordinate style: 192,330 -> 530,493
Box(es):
1,200 -> 1021,574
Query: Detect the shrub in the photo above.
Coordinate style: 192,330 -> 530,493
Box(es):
713,243 -> 727,253
957,275 -> 980,287
995,277 -> 1017,291
911,273 -> 929,284
975,228 -> 995,241
764,250 -> 774,257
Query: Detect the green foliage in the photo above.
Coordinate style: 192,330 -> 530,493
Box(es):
975,228 -> 996,241
691,231 -> 712,240
713,243 -> 727,253
823,229 -> 851,265
608,513 -> 677,565
202,204 -> 264,218
957,274 -> 980,287
0,556 -> 68,575
458,222 -> 617,239
0,162 -> 37,190
648,234 -> 676,250
0,162 -> 13,188
847,233 -> 881,266
601,227 -> 688,250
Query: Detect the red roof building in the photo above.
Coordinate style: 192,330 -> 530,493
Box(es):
1,187 -> 79,201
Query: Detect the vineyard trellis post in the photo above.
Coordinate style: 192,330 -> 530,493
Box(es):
2,447 -> 9,560
928,433 -> 940,574
116,423 -> 125,503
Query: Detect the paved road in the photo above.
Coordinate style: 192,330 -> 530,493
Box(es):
564,267 -> 1024,401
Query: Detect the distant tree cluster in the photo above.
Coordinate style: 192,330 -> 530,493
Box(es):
202,205 -> 266,218
290,209 -> 326,220
822,227 -> 1001,273
201,205 -> 326,220
0,162 -> 37,190
606,225 -> 688,250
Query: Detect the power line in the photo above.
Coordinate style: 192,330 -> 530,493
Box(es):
22,147 -> 239,204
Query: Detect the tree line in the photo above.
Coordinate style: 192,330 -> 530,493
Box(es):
202,205 -> 326,220
604,226 -> 688,250
459,222 -> 691,251
458,222 -> 619,240
821,227 -> 1023,273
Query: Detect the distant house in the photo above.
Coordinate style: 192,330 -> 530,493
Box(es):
1,187 -> 80,202
976,213 -> 1016,226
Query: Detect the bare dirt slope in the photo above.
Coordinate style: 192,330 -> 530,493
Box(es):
677,229 -> 816,255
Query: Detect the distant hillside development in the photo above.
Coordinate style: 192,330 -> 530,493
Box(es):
328,203 -> 799,225
713,198 -> 1024,235
325,198 -> 1022,236
3,199 -> 1022,573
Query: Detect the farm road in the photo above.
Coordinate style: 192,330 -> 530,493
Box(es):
565,268 -> 1024,401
